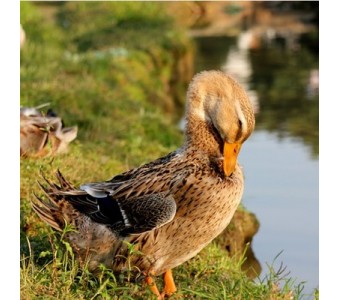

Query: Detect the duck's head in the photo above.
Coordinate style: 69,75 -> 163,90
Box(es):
185,70 -> 255,177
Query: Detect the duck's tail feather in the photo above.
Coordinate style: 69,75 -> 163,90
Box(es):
38,169 -> 75,193
31,169 -> 80,231
55,169 -> 76,191
31,193 -> 64,231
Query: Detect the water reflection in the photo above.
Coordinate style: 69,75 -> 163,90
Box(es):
239,130 -> 319,296
222,30 -> 260,113
194,34 -> 319,158
248,34 -> 319,158
193,28 -> 319,295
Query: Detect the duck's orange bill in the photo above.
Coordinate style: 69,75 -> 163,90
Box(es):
223,142 -> 242,177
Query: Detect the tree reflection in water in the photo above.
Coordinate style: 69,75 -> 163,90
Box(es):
249,32 -> 319,158
194,32 -> 319,159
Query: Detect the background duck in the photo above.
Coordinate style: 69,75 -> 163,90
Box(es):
20,105 -> 78,158
32,70 -> 255,298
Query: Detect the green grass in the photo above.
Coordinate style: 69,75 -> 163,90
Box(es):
20,2 -> 318,299
21,225 -> 316,300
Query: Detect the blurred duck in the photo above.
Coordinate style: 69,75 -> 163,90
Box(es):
20,104 -> 77,157
32,71 -> 255,298
20,24 -> 25,48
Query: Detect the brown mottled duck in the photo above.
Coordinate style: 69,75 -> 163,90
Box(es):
32,70 -> 255,298
20,106 -> 77,157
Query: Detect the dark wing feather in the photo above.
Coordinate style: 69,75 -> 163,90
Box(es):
63,192 -> 176,236
119,193 -> 176,235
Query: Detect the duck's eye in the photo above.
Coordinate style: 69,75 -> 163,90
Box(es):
238,119 -> 242,127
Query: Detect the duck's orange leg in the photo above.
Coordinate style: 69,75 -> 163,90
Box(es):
161,269 -> 177,297
145,272 -> 162,299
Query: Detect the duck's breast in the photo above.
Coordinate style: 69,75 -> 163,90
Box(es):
140,163 -> 245,274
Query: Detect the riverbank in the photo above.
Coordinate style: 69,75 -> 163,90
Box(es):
168,1 -> 318,38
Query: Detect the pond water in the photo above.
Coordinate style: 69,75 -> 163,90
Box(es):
240,130 -> 318,296
193,33 -> 319,296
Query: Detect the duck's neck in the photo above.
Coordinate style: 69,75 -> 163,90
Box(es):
184,115 -> 223,158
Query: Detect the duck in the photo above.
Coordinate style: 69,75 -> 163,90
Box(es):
32,70 -> 255,299
20,105 -> 78,157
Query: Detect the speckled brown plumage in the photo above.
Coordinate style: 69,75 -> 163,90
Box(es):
32,70 -> 255,298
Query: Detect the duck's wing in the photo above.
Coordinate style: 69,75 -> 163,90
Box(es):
63,192 -> 177,236
34,151 -> 189,236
